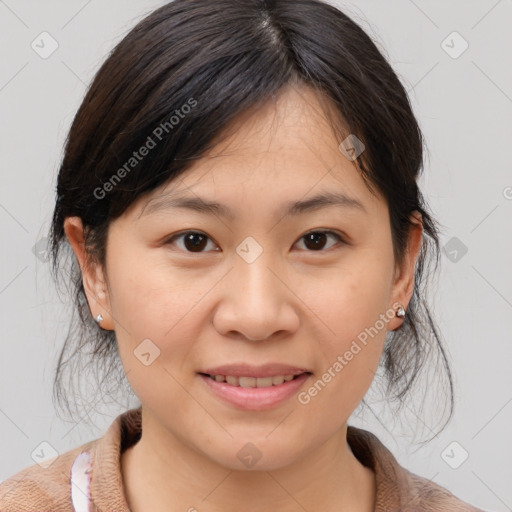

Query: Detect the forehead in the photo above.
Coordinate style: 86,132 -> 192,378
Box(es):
135,84 -> 384,219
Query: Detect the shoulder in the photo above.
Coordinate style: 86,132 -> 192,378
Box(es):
346,426 -> 487,512
402,468 -> 486,511
1,408 -> 139,512
0,439 -> 96,512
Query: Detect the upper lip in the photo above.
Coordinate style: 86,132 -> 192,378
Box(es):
199,364 -> 312,378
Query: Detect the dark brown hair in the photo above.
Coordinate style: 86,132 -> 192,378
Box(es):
49,0 -> 454,438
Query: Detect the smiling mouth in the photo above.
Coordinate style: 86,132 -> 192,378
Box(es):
199,372 -> 312,388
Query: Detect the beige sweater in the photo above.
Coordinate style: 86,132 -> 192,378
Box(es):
0,407 -> 485,511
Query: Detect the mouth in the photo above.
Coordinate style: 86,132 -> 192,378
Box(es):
197,371 -> 313,411
198,372 -> 312,388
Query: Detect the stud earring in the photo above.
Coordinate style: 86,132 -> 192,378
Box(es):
94,313 -> 104,324
395,304 -> 406,318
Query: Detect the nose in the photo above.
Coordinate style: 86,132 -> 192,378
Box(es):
212,248 -> 300,342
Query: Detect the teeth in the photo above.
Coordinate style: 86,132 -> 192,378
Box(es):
207,373 -> 303,388
239,376 -> 256,388
272,375 -> 284,385
226,375 -> 238,386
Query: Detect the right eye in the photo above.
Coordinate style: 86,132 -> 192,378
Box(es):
165,230 -> 220,253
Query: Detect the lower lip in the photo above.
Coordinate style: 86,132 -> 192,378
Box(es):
198,373 -> 311,411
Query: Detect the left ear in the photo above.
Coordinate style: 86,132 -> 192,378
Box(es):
388,211 -> 423,330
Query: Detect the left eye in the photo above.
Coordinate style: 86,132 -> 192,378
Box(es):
166,230 -> 344,253
295,230 -> 344,251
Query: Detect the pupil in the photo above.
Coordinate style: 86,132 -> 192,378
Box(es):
304,232 -> 326,250
185,233 -> 207,252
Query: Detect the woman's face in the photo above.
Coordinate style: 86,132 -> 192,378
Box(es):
68,85 -> 420,471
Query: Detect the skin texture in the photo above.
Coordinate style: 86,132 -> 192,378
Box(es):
64,84 -> 423,512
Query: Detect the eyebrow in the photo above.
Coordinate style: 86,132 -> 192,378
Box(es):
140,190 -> 366,220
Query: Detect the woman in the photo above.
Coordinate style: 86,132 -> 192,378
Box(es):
0,0 -> 485,510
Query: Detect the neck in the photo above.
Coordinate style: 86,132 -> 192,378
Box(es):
121,408 -> 376,512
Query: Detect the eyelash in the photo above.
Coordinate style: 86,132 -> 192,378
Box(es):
165,229 -> 346,254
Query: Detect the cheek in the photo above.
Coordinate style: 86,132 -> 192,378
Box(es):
104,244 -> 214,396
106,242 -> 211,341
306,247 -> 394,348
107,258 -> 204,419
296,248 -> 394,412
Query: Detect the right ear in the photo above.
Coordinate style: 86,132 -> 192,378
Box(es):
63,217 -> 114,330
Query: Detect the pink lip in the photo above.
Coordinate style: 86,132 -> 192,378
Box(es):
199,363 -> 310,378
198,372 -> 311,411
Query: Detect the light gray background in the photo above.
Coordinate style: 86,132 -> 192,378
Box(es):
1,1 -> 511,510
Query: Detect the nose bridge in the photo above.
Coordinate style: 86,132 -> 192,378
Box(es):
233,235 -> 281,306
213,235 -> 297,341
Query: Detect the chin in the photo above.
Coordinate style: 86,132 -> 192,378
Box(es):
200,434 -> 308,472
